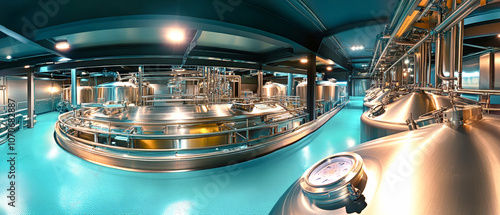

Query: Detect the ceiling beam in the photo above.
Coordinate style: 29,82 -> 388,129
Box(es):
322,18 -> 390,38
0,25 -> 68,58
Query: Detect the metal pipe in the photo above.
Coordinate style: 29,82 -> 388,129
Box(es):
389,0 -> 409,29
371,0 -> 420,75
383,0 -> 481,80
287,73 -> 293,96
415,0 -> 439,22
458,21 -> 464,89
138,66 -> 144,106
434,0 -> 481,33
27,69 -> 35,128
257,70 -> 263,101
427,42 -> 432,86
71,68 -> 78,108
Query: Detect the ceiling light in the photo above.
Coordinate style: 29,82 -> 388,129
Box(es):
404,72 -> 407,76
498,34 -> 500,38
166,28 -> 185,43
49,87 -> 58,93
326,66 -> 332,71
58,57 -> 71,62
300,59 -> 308,64
404,59 -> 410,64
55,40 -> 70,50
24,65 -> 30,68
351,45 -> 365,51
362,64 -> 368,67
6,55 -> 12,60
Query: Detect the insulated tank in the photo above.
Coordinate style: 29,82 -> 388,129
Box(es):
296,80 -> 339,104
96,82 -> 138,103
360,90 -> 477,142
262,82 -> 287,98
271,105 -> 500,215
62,86 -> 95,103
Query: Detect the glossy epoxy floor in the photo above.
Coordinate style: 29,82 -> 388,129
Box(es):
0,97 -> 365,215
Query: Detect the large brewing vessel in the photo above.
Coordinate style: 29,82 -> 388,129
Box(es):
271,105 -> 500,215
262,82 -> 287,98
96,81 -> 153,104
296,80 -> 339,104
62,86 -> 95,103
361,91 -> 476,142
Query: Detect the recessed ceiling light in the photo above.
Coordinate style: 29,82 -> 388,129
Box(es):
326,66 -> 332,71
351,46 -> 365,51
55,40 -> 70,50
6,55 -> 12,60
404,59 -> 410,64
300,59 -> 308,64
24,65 -> 30,68
59,57 -> 71,62
166,28 -> 185,43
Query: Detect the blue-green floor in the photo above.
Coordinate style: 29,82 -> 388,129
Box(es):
0,97 -> 365,215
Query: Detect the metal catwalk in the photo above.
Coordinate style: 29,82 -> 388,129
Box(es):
0,97 -> 364,215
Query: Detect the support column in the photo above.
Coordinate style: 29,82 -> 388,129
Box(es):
27,69 -> 35,128
306,53 -> 316,121
71,69 -> 77,109
138,66 -> 144,106
489,51 -> 495,89
287,73 -> 293,96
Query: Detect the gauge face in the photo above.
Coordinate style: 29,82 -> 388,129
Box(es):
308,156 -> 354,186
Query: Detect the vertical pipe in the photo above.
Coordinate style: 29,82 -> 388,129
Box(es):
458,20 -> 464,89
450,26 -> 456,88
435,7 -> 443,87
427,42 -> 432,87
257,70 -> 263,101
287,73 -> 293,96
71,68 -> 77,109
306,53 -> 316,121
138,66 -> 144,106
27,69 -> 35,128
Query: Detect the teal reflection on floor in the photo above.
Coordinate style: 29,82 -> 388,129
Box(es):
0,97 -> 365,215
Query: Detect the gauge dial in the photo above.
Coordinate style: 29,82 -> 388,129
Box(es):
307,156 -> 354,186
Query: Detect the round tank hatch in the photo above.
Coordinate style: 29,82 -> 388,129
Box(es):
300,152 -> 367,210
370,104 -> 385,116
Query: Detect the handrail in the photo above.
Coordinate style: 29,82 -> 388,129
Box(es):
57,112 -> 307,140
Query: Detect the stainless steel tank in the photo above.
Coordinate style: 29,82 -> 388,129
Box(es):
272,105 -> 500,215
360,91 -> 477,142
363,88 -> 391,111
96,82 -> 138,103
262,82 -> 287,98
317,80 -> 339,103
62,86 -> 95,103
142,82 -> 154,96
296,80 -> 339,104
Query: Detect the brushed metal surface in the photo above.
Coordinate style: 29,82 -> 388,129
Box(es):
361,91 -> 477,142
85,103 -> 288,124
262,82 -> 287,98
54,102 -> 348,172
271,113 -> 500,215
62,86 -> 95,103
296,80 -> 339,103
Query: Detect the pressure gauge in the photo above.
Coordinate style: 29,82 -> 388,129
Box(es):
300,152 -> 367,209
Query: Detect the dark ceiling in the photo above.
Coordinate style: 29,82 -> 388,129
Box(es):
0,0 -> 498,75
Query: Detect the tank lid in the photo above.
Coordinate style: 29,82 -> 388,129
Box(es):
443,105 -> 483,127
